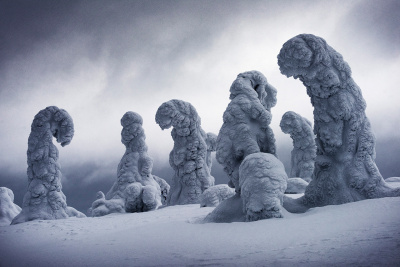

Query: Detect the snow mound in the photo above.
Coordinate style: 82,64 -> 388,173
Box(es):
199,184 -> 235,207
0,187 -> 21,226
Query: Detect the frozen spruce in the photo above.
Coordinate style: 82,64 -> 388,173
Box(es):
199,184 -> 235,207
155,99 -> 215,205
12,106 -> 85,224
277,34 -> 400,212
216,71 -> 277,191
89,112 -> 168,216
280,111 -> 316,182
0,187 -> 21,226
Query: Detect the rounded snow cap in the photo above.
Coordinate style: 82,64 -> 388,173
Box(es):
121,111 -> 143,127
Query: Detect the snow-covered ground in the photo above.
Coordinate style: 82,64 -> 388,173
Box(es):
1,193 -> 400,267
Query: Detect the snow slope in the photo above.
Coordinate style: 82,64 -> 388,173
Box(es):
1,196 -> 400,266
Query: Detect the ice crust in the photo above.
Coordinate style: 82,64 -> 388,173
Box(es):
89,112 -> 168,216
216,71 -> 277,191
277,34 -> 400,212
0,187 -> 21,226
155,99 -> 215,205
280,111 -> 316,182
12,106 -> 85,225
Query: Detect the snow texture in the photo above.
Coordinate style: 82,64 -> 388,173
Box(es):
199,184 -> 235,207
277,34 -> 400,212
11,106 -> 85,224
216,71 -> 277,191
286,178 -> 309,194
1,198 -> 400,266
0,187 -> 21,226
280,111 -> 316,182
89,111 -> 166,216
155,99 -> 215,205
239,153 -> 287,221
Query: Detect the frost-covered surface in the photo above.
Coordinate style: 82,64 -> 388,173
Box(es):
155,99 -> 215,205
89,112 -> 166,216
277,34 -> 400,212
239,153 -> 287,221
1,197 -> 399,266
199,184 -> 235,207
286,178 -> 309,194
0,187 -> 21,226
216,71 -> 277,191
280,111 -> 316,182
12,106 -> 85,225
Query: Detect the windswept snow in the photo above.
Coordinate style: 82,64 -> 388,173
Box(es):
1,196 -> 399,266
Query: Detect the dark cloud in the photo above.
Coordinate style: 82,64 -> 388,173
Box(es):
337,0 -> 400,58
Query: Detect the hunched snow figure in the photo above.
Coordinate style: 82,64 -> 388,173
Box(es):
277,34 -> 400,212
280,111 -> 316,182
155,99 -> 215,205
239,153 -> 287,221
203,153 -> 287,223
0,187 -> 21,226
199,184 -> 235,207
89,111 -> 167,216
216,70 -> 277,192
12,106 -> 85,224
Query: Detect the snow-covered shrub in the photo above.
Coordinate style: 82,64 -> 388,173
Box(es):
277,34 -> 400,212
216,71 -> 277,191
89,111 -> 167,216
0,187 -> 21,226
12,106 -> 85,224
280,111 -> 316,182
200,184 -> 235,207
239,153 -> 287,221
155,99 -> 215,205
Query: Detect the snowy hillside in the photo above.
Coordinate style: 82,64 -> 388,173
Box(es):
1,195 -> 400,266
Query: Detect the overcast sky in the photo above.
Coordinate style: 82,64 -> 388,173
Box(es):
1,0 -> 399,213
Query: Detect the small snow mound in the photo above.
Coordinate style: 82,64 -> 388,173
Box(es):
199,184 -> 235,207
285,178 -> 309,194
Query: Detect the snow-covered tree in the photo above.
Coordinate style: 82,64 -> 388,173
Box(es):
216,71 -> 277,191
280,111 -> 316,182
277,34 -> 400,212
12,106 -> 85,224
155,99 -> 215,205
89,111 -> 168,216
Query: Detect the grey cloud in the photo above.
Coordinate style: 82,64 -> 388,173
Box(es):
337,0 -> 400,58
